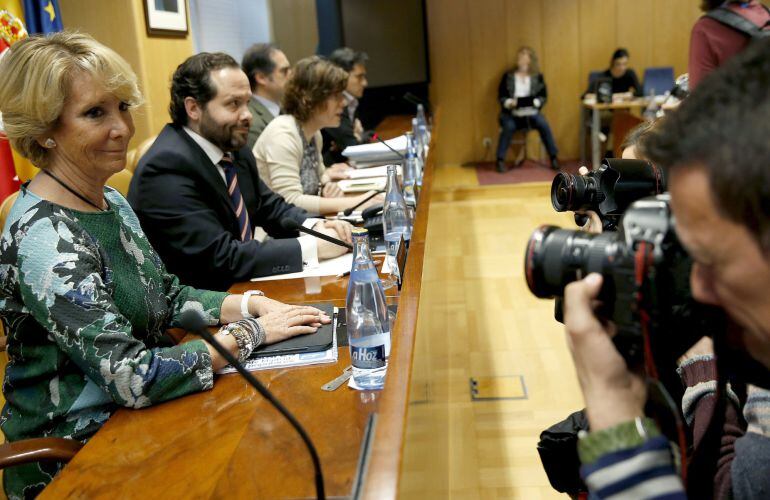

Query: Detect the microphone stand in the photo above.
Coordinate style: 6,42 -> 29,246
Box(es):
374,135 -> 405,161
191,322 -> 326,499
282,219 -> 353,250
343,190 -> 384,216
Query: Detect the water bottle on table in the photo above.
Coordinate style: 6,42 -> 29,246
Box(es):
403,132 -> 418,208
346,227 -> 390,390
382,164 -> 412,289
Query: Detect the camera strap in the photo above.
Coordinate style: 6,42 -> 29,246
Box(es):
634,241 -> 690,487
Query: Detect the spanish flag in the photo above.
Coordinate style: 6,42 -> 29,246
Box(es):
0,9 -> 28,203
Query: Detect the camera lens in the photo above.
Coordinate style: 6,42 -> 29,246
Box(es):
550,172 -> 599,213
524,225 -> 616,298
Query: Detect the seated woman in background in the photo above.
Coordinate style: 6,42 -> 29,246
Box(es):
0,32 -> 328,498
588,48 -> 642,97
495,46 -> 559,173
254,56 -> 382,215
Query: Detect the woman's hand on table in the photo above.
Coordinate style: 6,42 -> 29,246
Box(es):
260,306 -> 332,344
327,163 -> 352,181
322,181 -> 344,198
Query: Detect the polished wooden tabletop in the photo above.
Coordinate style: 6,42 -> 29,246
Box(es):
40,114 -> 432,499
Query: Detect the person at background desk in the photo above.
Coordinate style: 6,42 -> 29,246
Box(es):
129,52 -> 353,291
254,56 -> 383,216
495,46 -> 560,173
0,32 -> 329,498
586,48 -> 642,98
241,43 -> 291,149
321,47 -> 370,166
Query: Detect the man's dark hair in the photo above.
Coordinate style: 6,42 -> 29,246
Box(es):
640,39 -> 770,251
611,48 -> 629,62
328,47 -> 368,72
169,52 -> 240,126
241,43 -> 277,92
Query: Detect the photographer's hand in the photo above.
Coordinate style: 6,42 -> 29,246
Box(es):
564,273 -> 647,431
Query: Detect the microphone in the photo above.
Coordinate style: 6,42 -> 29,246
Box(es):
179,311 -> 326,499
342,190 -> 383,216
402,92 -> 432,115
281,218 -> 353,250
374,135 -> 405,160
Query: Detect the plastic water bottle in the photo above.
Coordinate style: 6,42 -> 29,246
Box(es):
382,164 -> 412,270
410,118 -> 424,187
403,132 -> 418,207
346,228 -> 390,389
416,103 -> 431,145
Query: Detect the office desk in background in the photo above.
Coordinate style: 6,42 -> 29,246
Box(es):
579,99 -> 647,169
40,114 -> 434,499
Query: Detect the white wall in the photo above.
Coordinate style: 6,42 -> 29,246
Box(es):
189,0 -> 273,61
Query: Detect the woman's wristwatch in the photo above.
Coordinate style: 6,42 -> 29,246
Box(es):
240,290 -> 264,319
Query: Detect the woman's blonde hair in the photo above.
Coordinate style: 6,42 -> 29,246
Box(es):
516,46 -> 540,76
282,56 -> 348,123
0,31 -> 142,168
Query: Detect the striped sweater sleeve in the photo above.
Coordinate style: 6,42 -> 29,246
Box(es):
581,435 -> 685,499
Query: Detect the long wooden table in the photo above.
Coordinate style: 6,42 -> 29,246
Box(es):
40,115 -> 433,499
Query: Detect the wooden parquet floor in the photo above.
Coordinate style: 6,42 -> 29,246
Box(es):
399,165 -> 583,499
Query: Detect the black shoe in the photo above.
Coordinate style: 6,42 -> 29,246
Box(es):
550,157 -> 560,170
496,160 -> 507,173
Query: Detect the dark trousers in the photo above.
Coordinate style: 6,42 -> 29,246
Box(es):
496,112 -> 559,161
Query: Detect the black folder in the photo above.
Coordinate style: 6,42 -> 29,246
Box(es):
516,95 -> 536,108
250,303 -> 336,358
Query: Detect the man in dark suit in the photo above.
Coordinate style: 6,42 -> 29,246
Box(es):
128,52 -> 352,291
321,47 -> 369,165
241,43 -> 291,149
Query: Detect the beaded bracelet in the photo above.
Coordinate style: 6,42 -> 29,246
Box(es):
222,318 -> 267,363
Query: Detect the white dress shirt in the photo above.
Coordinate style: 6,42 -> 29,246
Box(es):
183,126 -> 320,267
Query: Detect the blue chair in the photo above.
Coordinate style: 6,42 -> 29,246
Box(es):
586,70 -> 604,94
642,67 -> 675,96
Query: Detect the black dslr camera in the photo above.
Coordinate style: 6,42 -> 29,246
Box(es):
525,194 -> 716,368
551,159 -> 665,231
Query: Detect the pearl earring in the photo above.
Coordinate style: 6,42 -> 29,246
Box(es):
44,138 -> 56,148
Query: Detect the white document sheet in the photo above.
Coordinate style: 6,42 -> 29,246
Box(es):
342,135 -> 407,162
347,165 -> 401,179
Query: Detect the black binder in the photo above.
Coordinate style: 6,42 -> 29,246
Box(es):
250,303 -> 336,358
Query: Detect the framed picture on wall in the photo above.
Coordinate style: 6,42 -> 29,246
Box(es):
144,0 -> 188,37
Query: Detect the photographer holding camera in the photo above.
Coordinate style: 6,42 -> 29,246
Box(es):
562,40 -> 770,499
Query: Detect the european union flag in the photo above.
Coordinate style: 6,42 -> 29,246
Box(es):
23,0 -> 63,34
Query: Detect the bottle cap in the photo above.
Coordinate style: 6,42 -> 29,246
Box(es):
352,227 -> 368,235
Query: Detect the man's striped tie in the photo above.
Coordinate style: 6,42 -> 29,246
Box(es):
220,154 -> 253,241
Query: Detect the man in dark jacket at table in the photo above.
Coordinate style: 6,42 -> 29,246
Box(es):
129,52 -> 351,291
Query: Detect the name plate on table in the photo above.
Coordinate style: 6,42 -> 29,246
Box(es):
389,234 -> 408,289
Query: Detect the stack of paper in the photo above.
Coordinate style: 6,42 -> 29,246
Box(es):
342,135 -> 407,163
347,165 -> 401,179
218,310 -> 340,373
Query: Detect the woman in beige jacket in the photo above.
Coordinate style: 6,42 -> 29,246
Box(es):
254,56 -> 382,215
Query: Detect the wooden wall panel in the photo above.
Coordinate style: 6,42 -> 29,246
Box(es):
467,0 -> 508,162
60,0 -> 193,148
269,0 -> 319,65
541,0 -> 581,163
426,0 -> 703,165
426,0 -> 474,166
